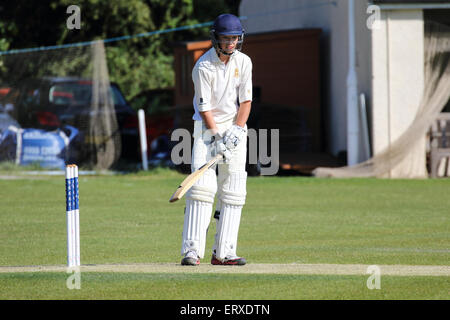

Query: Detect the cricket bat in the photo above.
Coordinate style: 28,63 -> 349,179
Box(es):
169,154 -> 223,203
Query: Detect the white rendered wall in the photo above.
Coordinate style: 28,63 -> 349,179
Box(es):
371,10 -> 426,177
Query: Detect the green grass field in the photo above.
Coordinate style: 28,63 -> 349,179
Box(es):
0,167 -> 449,300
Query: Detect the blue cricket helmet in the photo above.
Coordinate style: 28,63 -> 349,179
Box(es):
212,14 -> 244,36
210,14 -> 245,56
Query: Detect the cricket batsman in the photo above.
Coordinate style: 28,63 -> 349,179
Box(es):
180,13 -> 253,266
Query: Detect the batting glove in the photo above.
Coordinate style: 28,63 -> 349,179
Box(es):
223,124 -> 247,150
211,133 -> 232,162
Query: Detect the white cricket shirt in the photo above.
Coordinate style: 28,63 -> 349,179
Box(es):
192,47 -> 253,123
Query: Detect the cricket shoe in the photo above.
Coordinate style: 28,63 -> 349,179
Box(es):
181,251 -> 200,266
211,254 -> 246,266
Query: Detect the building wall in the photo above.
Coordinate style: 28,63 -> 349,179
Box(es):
371,9 -> 426,177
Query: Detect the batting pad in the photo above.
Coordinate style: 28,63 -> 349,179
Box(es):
214,171 -> 247,259
181,199 -> 212,258
219,171 -> 247,206
214,204 -> 242,260
186,168 -> 217,203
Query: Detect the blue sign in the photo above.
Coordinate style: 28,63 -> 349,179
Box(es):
0,125 -> 79,169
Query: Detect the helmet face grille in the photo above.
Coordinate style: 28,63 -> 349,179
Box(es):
210,31 -> 244,56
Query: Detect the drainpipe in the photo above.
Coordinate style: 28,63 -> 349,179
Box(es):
347,0 -> 359,166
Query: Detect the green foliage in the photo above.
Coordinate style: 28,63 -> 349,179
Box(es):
0,20 -> 11,73
0,37 -> 9,52
106,44 -> 174,99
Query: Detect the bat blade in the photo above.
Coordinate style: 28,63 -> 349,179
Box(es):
169,154 -> 222,203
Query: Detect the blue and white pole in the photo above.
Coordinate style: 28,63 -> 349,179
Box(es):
65,164 -> 80,267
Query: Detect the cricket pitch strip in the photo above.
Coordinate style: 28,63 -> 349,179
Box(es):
0,263 -> 449,276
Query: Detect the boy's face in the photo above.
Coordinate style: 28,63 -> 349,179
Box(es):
218,35 -> 239,54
